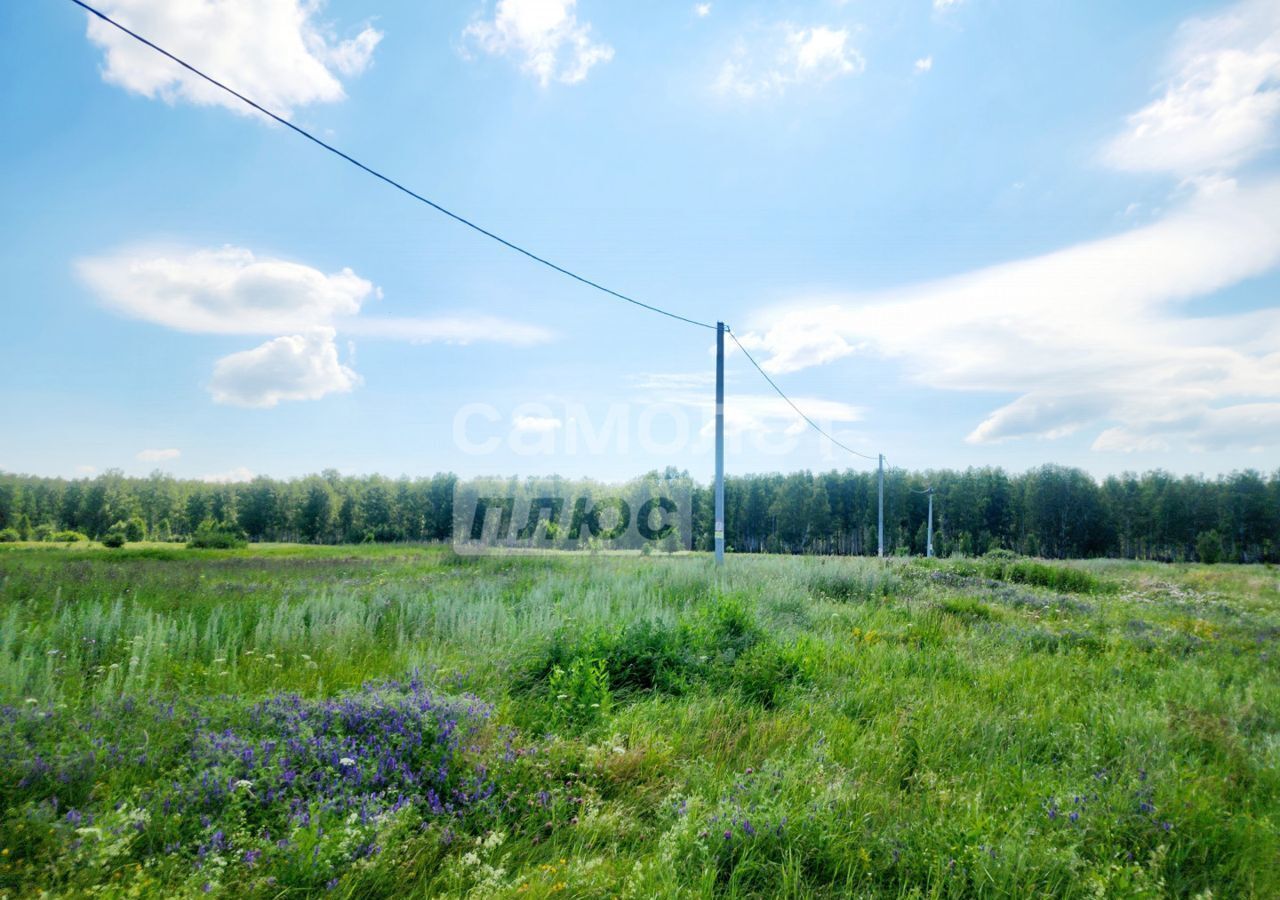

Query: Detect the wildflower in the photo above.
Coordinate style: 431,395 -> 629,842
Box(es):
339,757 -> 356,767
24,698 -> 37,705
233,779 -> 253,791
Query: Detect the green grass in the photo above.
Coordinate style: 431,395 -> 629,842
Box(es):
0,545 -> 1277,898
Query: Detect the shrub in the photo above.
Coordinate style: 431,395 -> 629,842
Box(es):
187,520 -> 248,549
0,527 -> 19,543
124,516 -> 146,542
49,530 -> 89,543
1196,530 -> 1224,565
520,617 -> 701,700
600,618 -> 699,695
101,524 -> 127,548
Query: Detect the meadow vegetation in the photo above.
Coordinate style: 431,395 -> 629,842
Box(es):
0,544 -> 1276,897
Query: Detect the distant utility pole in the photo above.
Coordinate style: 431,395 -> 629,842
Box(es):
912,485 -> 935,557
714,322 -> 725,566
926,488 -> 934,558
877,453 -> 885,559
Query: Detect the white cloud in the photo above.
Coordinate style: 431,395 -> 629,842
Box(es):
512,414 -> 563,433
79,246 -> 377,335
1094,404 -> 1280,453
914,56 -> 933,74
136,448 -> 181,462
732,318 -> 853,375
739,175 -> 1280,453
80,243 -> 559,408
716,25 -> 865,99
80,245 -> 554,345
933,0 -> 964,10
1103,0 -> 1280,177
209,328 -> 360,408
84,0 -> 381,116
464,0 -> 613,86
695,3 -> 712,19
200,466 -> 254,484
705,394 -> 862,441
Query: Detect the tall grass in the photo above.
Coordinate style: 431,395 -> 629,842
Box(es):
0,545 -> 1277,897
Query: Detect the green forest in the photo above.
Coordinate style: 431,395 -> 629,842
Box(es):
2,465 -> 1277,562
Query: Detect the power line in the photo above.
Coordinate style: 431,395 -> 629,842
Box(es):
66,0 -> 716,332
68,0 -> 892,468
726,330 -> 879,462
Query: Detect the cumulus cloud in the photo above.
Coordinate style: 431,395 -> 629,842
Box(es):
84,0 -> 381,116
79,245 -> 556,344
136,448 -> 181,462
80,244 -> 557,408
209,328 -> 359,408
79,246 -> 377,335
463,0 -> 613,86
715,24 -> 864,99
695,4 -> 712,19
1103,0 -> 1280,177
738,175 -> 1280,453
914,56 -> 933,74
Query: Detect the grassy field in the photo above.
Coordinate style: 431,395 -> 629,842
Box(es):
0,545 -> 1277,898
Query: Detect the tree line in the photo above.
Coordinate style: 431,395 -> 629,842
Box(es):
0,464 -> 1276,562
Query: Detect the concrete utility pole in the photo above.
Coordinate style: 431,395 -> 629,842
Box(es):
926,487 -> 934,558
877,453 -> 885,559
912,485 -> 935,557
714,322 -> 725,565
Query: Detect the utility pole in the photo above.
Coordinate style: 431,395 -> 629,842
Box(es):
926,487 -> 934,558
877,453 -> 885,559
714,322 -> 725,565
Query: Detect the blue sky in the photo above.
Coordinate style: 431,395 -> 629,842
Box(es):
2,0 -> 1279,484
